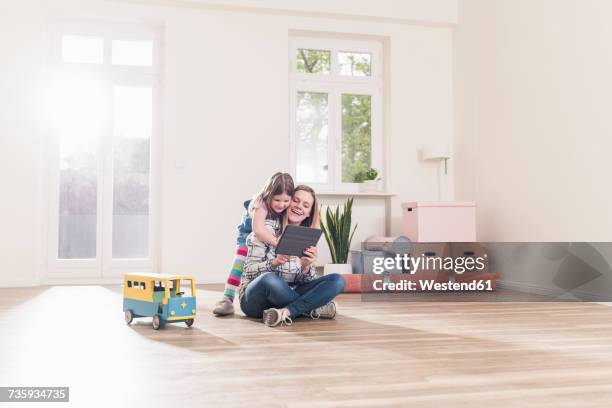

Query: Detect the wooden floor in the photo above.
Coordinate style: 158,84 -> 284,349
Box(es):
1,285 -> 612,407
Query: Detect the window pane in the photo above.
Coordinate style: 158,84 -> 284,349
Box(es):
179,280 -> 193,297
342,94 -> 372,183
112,86 -> 152,259
61,35 -> 104,64
296,92 -> 329,183
53,79 -> 104,259
112,40 -> 153,67
338,52 -> 372,77
296,49 -> 331,74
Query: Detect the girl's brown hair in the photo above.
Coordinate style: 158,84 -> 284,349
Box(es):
283,184 -> 320,230
250,172 -> 295,219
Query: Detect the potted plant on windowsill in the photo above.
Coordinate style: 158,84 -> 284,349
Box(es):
354,168 -> 382,192
321,197 -> 357,275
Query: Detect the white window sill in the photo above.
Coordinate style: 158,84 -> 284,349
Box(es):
316,191 -> 395,197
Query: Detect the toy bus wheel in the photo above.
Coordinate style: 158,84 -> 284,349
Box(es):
125,310 -> 133,325
185,319 -> 194,328
152,315 -> 163,330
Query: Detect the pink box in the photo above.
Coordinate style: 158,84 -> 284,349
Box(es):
401,201 -> 476,243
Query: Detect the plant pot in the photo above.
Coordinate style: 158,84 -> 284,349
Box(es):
324,263 -> 352,275
359,180 -> 381,192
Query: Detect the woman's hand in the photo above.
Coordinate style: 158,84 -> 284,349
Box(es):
271,254 -> 290,267
300,246 -> 318,270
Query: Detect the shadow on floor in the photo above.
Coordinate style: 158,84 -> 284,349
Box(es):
105,283 -> 612,382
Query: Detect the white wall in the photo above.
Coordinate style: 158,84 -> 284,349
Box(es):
159,3 -> 455,280
454,0 -> 612,242
159,0 -> 458,24
0,1 -> 45,287
0,0 -> 456,285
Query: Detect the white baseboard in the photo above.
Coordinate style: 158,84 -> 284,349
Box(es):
498,279 -> 611,302
0,277 -> 42,288
42,277 -> 124,286
40,275 -> 211,286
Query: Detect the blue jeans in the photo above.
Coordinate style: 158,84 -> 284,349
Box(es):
240,272 -> 345,318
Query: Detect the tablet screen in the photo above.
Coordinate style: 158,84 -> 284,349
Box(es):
276,225 -> 323,257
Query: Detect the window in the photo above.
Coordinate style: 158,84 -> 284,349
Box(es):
111,40 -> 153,67
127,281 -> 132,288
47,22 -> 159,279
295,91 -> 329,183
178,280 -> 193,297
338,52 -> 372,77
290,37 -> 383,192
296,49 -> 331,74
112,85 -> 152,259
61,35 -> 104,64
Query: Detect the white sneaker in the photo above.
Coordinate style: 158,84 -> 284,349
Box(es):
262,308 -> 293,327
309,301 -> 337,319
213,299 -> 234,316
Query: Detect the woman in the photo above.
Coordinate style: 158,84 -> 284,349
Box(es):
239,185 -> 346,327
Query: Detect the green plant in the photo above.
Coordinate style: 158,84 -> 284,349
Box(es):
353,172 -> 366,183
353,168 -> 379,183
320,198 -> 358,264
364,168 -> 378,181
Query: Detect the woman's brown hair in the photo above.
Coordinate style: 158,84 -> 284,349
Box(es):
249,172 -> 295,220
283,184 -> 320,230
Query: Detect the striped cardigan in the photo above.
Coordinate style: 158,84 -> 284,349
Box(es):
239,219 -> 314,301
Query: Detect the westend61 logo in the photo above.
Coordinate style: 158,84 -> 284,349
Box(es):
372,254 -> 487,275
370,254 -> 491,292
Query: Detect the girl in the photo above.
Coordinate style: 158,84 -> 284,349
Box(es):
239,185 -> 346,327
213,172 -> 294,316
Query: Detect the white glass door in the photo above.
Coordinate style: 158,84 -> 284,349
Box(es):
104,83 -> 156,278
111,85 -> 152,259
46,23 -> 159,279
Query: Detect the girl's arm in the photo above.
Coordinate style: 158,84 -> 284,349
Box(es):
244,220 -> 285,275
252,205 -> 279,247
244,235 -> 288,275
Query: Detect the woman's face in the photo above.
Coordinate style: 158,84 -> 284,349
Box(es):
288,190 -> 314,225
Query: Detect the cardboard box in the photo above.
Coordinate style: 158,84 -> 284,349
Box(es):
402,201 -> 476,242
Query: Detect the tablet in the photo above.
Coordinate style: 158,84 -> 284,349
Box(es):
276,225 -> 323,257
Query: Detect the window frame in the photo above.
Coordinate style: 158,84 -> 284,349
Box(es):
289,37 -> 383,192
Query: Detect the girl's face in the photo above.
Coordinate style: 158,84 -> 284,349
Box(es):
270,193 -> 292,214
288,190 -> 314,225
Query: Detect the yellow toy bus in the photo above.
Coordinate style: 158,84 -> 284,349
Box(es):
123,273 -> 196,330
